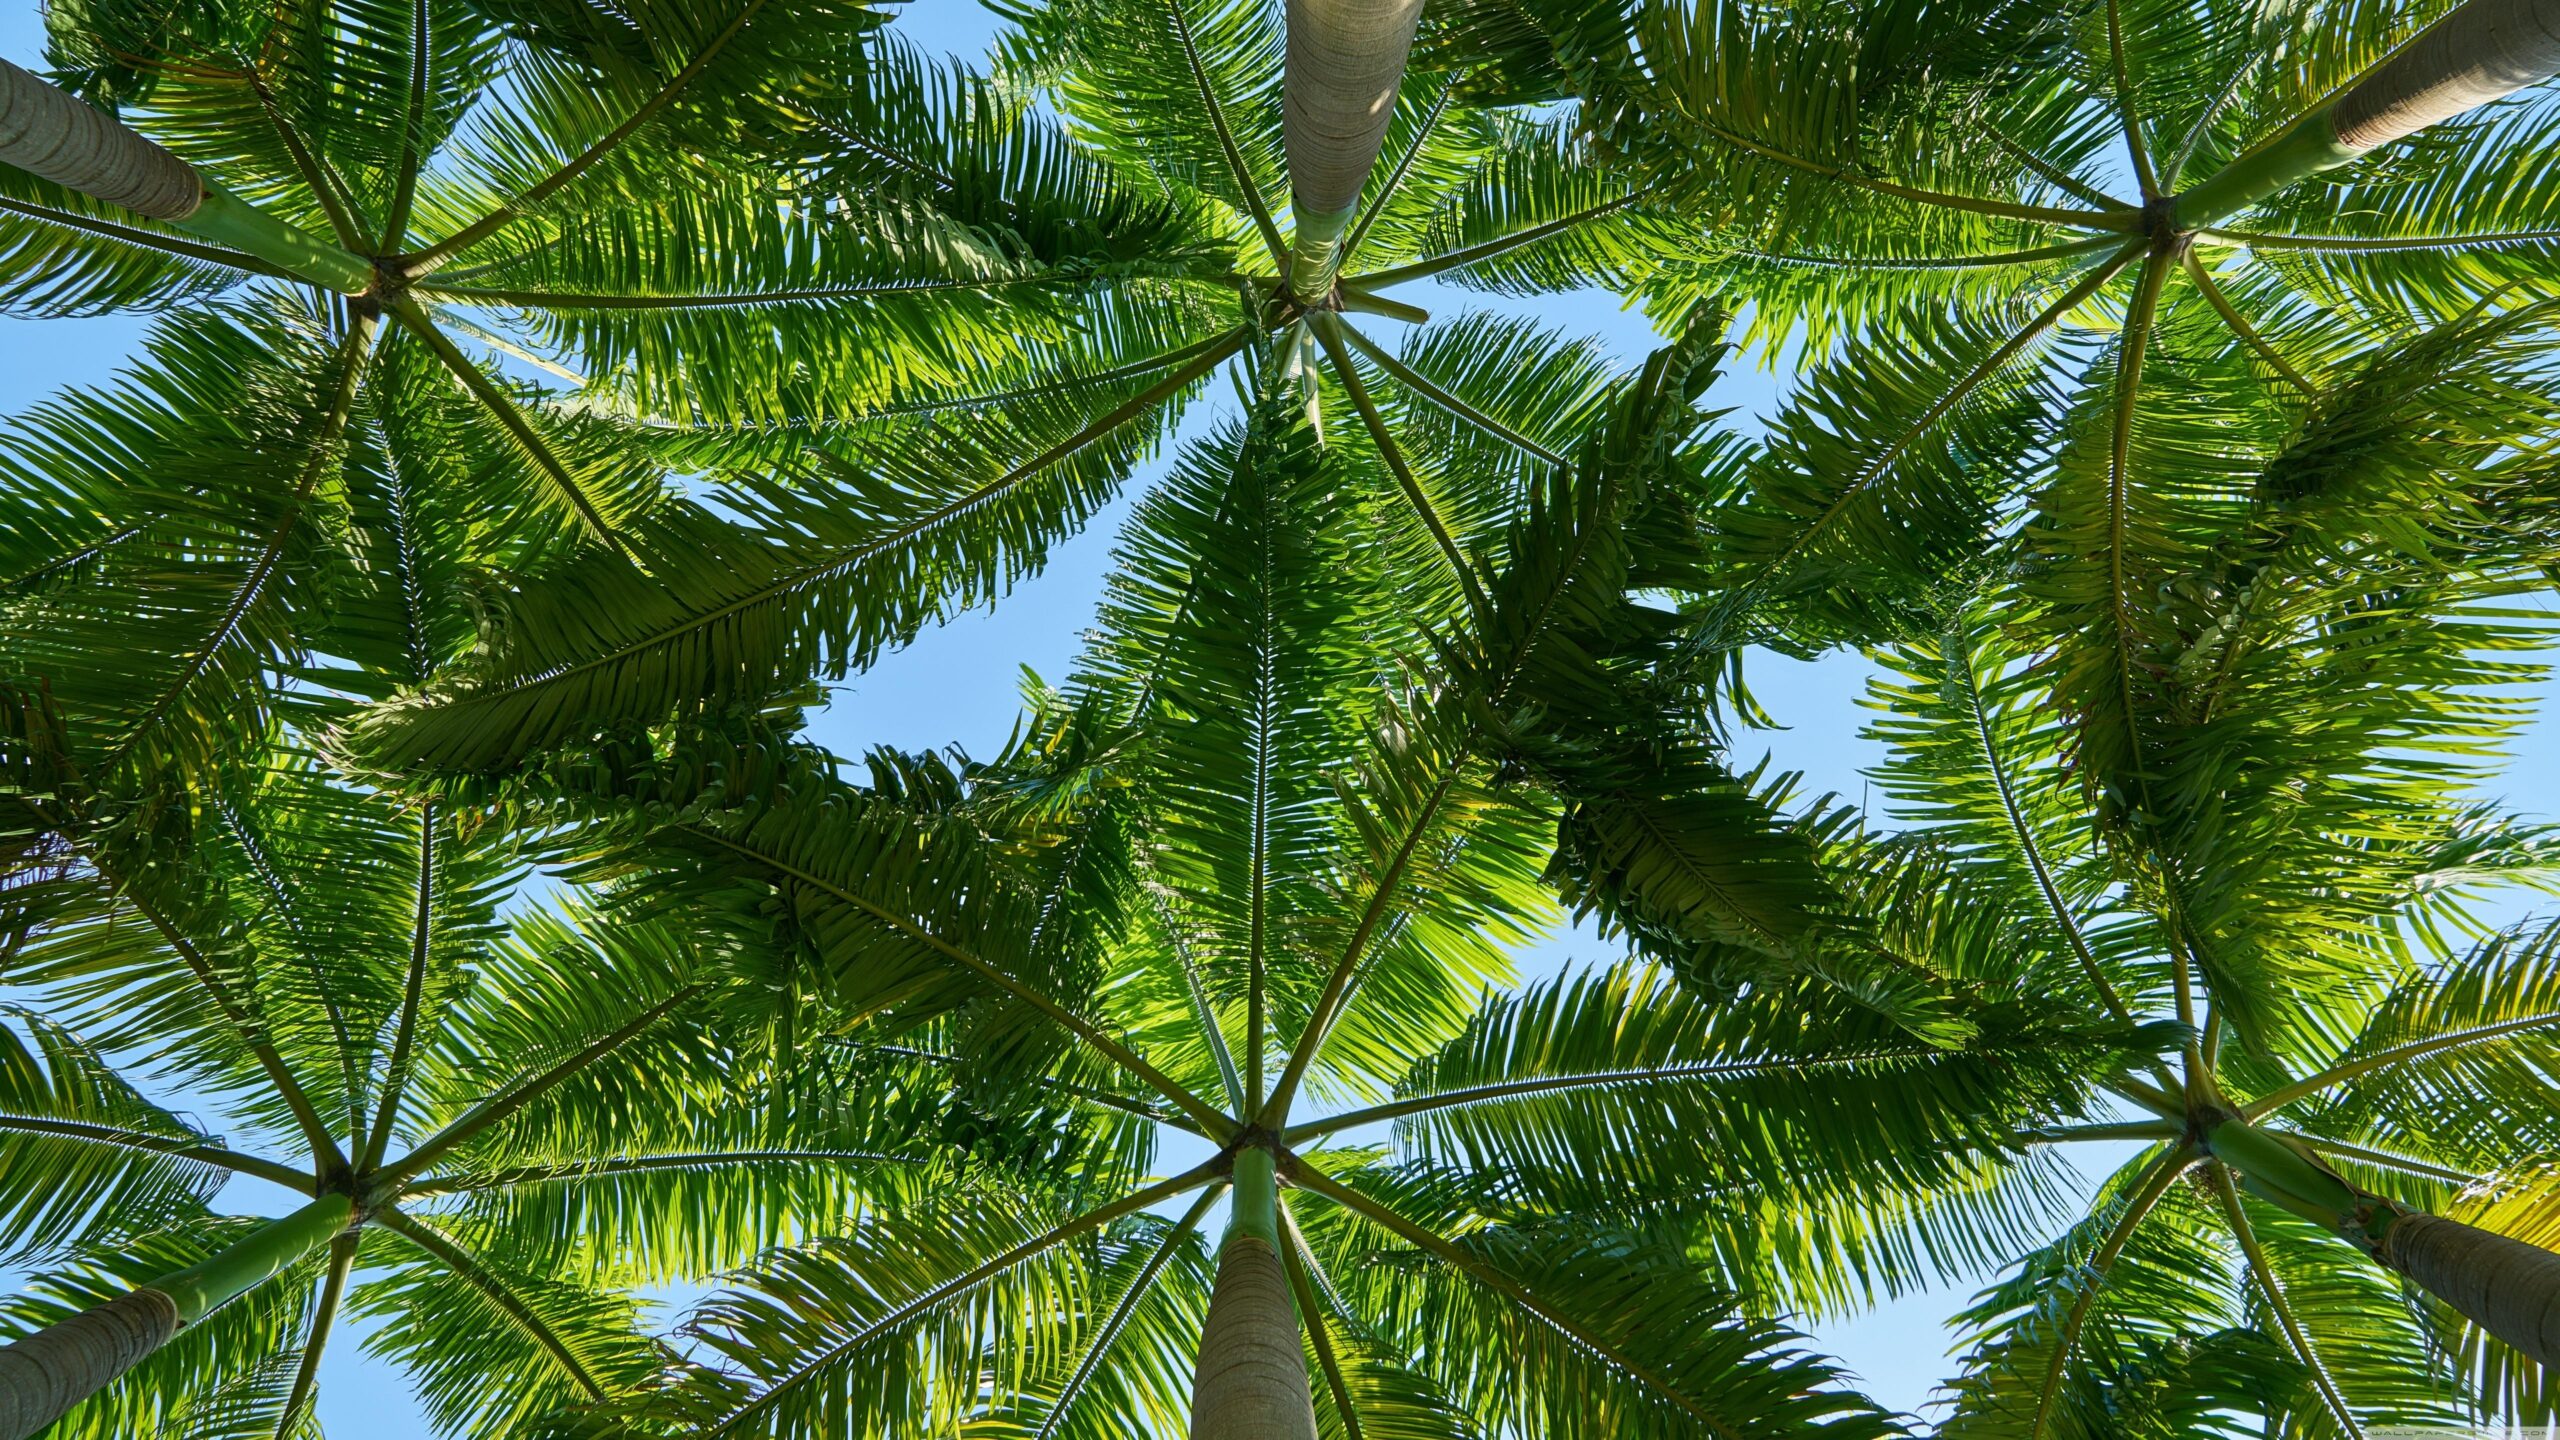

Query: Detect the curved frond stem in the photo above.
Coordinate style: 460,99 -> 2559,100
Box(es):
2104,0 -> 2161,198
1031,1183 -> 1223,1440
680,824 -> 1236,1138
2243,1010 -> 2560,1119
2206,1163 -> 2365,1440
1336,322 -> 1570,467
1737,243 -> 2139,597
832,1039 -> 1212,1136
415,277 -> 1062,309
402,1149 -> 915,1198
1289,1161 -> 1750,1439
2020,1120 -> 2185,1144
242,63 -> 368,250
2172,948 -> 2200,1047
373,1207 -> 608,1400
0,1113 -> 310,1192
2112,1076 -> 2187,1120
211,796 -> 367,1152
1944,608 -> 2142,1031
1277,1198 -> 1364,1440
2162,41 -> 2269,190
2181,249 -> 2318,394
428,235 -> 564,285
386,296 -> 631,556
59,808 -> 354,1178
1153,893 -> 1246,1112
1281,1195 -> 1357,1320
1249,619 -> 1271,1112
1982,122 -> 2127,210
1307,312 -> 1489,620
1339,77 -> 1454,266
2025,1145 -> 2194,1440
360,806 -> 436,1176
2,517 -> 161,594
775,96 -> 959,191
274,1230 -> 358,1438
1729,235 -> 2124,272
379,983 -> 708,1188
2102,247 -> 2173,885
1258,758 -> 1468,1129
876,328 -> 1247,423
2291,1135 -> 2480,1187
1354,194 -> 1638,288
431,309 -> 592,387
0,194 -> 287,276
701,1161 -> 1223,1438
1164,0 -> 1286,265
105,313 -> 380,774
2199,225 -> 2560,253
1284,1047 -> 1951,1145
381,0 -> 432,250
1104,462 -> 1234,707
1067,1082 -> 1212,1136
476,325 -> 1247,709
1686,122 -> 2138,231
404,0 -> 771,273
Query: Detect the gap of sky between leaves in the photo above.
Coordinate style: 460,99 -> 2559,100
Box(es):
2,0 -> 2556,1433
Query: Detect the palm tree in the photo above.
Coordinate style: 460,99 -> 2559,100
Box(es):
1426,0 -> 2560,654
0,0 -> 1208,805
327,0 -> 1704,779
0,692 -> 996,1438
1798,296 -> 2560,1435
484,335 -> 2150,1438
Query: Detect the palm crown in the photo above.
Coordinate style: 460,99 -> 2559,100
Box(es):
498,334 -> 2149,1437
1428,0 -> 2560,659
0,688 -> 1026,1436
339,0 -> 1713,781
1805,294 -> 2560,1435
6,0 -> 2560,1433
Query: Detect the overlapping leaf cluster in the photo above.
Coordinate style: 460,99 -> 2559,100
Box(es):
5,0 -> 2560,1433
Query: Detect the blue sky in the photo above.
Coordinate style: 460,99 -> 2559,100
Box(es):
3,0 -> 2555,1431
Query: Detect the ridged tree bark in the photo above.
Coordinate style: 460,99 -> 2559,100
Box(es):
1188,1151 -> 1317,1440
2177,0 -> 2560,222
0,1195 -> 352,1440
0,1290 -> 179,1440
0,56 -> 199,218
2382,1211 -> 2560,1367
1282,0 -> 1426,301
0,58 -> 374,292
2209,1117 -> 2560,1369
2330,0 -> 2560,149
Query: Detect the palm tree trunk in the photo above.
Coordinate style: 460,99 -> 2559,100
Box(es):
2381,1211 -> 2560,1366
2176,0 -> 2560,224
2209,1117 -> 2560,1367
1283,0 -> 1425,302
0,58 -> 374,293
2330,0 -> 2560,149
0,1195 -> 351,1440
1188,1150 -> 1317,1440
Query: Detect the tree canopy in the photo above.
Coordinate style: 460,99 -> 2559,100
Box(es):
3,0 -> 2559,1434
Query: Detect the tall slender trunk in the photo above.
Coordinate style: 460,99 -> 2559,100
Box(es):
0,1195 -> 352,1440
0,58 -> 374,293
2382,1211 -> 2560,1366
2208,1117 -> 2560,1367
1282,0 -> 1425,302
2176,0 -> 2560,224
1188,1150 -> 1317,1439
